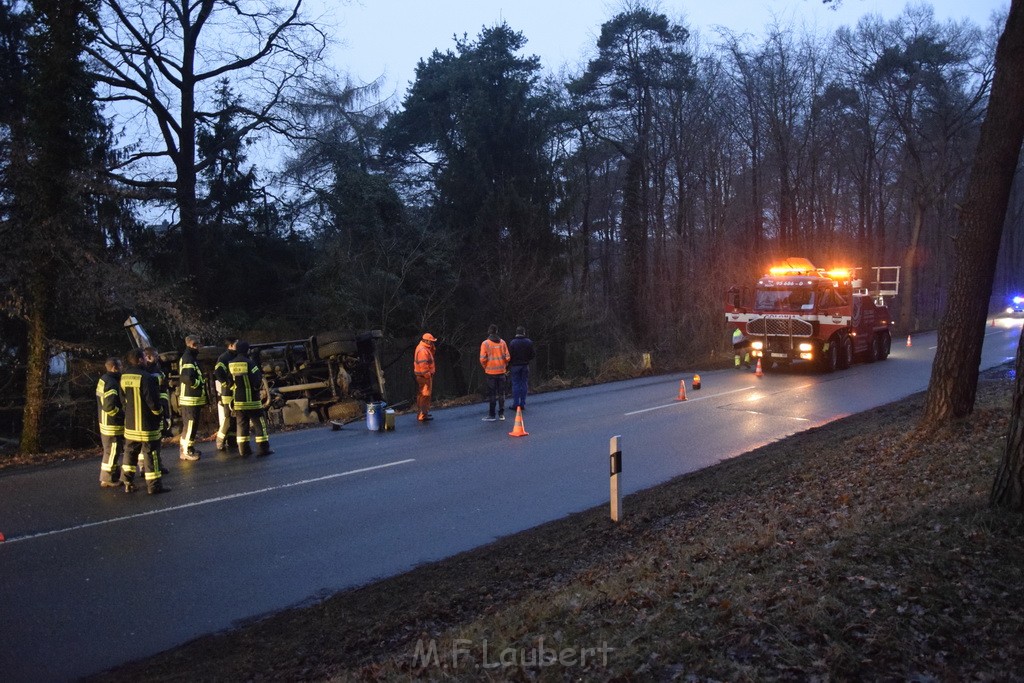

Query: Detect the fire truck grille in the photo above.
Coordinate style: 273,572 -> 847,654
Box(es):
748,317 -> 814,337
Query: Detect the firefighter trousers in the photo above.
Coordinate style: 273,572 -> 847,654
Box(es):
99,433 -> 124,484
122,438 -> 163,490
235,408 -> 271,456
179,405 -> 202,453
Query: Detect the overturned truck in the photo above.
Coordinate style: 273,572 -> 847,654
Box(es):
124,317 -> 386,427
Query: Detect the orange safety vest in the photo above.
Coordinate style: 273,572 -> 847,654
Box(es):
414,341 -> 435,376
479,338 -> 510,375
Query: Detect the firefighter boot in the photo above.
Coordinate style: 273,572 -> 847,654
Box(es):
147,479 -> 170,495
180,447 -> 200,461
238,442 -> 253,458
215,438 -> 226,451
256,443 -> 273,457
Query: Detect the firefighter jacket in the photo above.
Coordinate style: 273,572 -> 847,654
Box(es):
96,371 -> 124,437
148,364 -> 171,420
214,349 -> 234,405
178,347 -> 208,407
120,363 -> 164,442
414,340 -> 436,376
479,336 -> 510,375
228,352 -> 264,411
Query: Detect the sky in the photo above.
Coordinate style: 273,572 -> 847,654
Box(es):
311,0 -> 1010,101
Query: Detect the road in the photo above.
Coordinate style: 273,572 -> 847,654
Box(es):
0,322 -> 1020,681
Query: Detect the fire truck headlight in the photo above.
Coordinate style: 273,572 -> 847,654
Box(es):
798,342 -> 813,352
751,341 -> 763,350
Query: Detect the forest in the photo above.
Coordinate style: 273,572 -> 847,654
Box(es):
0,0 -> 1021,454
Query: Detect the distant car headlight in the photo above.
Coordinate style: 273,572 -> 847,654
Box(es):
1008,307 -> 1015,314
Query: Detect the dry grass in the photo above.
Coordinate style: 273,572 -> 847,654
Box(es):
93,368 -> 1024,682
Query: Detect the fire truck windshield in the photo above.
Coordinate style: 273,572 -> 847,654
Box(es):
755,288 -> 815,312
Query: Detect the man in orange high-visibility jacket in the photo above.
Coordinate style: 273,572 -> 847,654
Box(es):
414,333 -> 437,422
479,324 -> 510,421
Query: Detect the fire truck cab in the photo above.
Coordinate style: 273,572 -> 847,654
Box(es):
725,257 -> 899,372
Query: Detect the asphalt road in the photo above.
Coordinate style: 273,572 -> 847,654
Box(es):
0,322 -> 1020,681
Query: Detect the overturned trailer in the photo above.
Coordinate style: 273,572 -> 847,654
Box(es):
124,317 -> 387,427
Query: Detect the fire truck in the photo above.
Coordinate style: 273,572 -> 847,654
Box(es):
725,258 -> 899,372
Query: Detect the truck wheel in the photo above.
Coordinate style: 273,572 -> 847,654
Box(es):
879,332 -> 892,360
838,337 -> 853,370
316,329 -> 357,346
865,335 -> 879,362
317,339 -> 358,359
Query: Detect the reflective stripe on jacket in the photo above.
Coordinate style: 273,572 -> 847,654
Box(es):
178,348 -> 208,407
479,338 -> 510,375
229,355 -> 263,411
96,372 -> 124,436
414,341 -> 435,376
120,365 -> 163,442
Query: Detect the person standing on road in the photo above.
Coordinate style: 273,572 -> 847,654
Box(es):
413,333 -> 437,422
177,334 -> 207,461
732,328 -> 752,369
228,341 -> 272,457
508,326 -> 535,413
214,337 -> 238,451
142,346 -> 172,435
479,324 -> 510,421
120,348 -> 168,494
96,357 -> 125,488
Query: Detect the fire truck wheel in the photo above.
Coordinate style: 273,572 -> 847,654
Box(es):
878,332 -> 892,360
866,335 -> 880,362
838,337 -> 854,370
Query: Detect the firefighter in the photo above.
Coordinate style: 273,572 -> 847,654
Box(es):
413,333 -> 437,422
143,346 -> 172,434
178,334 -> 207,461
229,341 -> 272,457
213,337 -> 238,451
732,328 -> 752,369
97,357 -> 125,488
120,348 -> 168,494
479,324 -> 510,421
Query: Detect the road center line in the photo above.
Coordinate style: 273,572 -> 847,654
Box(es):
2,459 -> 416,545
625,386 -> 756,416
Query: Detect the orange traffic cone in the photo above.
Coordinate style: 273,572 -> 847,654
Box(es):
508,407 -> 529,437
992,317 -> 997,327
0,531 -> 5,542
906,334 -> 912,347
677,379 -> 687,401
692,374 -> 701,390
755,358 -> 763,377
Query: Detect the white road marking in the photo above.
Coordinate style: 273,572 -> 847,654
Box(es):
625,386 -> 756,416
2,459 -> 416,545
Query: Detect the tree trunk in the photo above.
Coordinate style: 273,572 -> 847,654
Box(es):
922,0 -> 1024,431
898,197 -> 925,334
19,275 -> 48,454
992,326 -> 1024,509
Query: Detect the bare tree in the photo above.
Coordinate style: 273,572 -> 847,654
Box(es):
86,0 -> 326,302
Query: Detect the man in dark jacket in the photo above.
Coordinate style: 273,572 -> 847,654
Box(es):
120,348 -> 168,494
97,357 -> 125,488
178,334 -> 208,461
228,341 -> 272,457
508,326 -> 536,413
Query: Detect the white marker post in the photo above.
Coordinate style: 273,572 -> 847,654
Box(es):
610,435 -> 622,522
